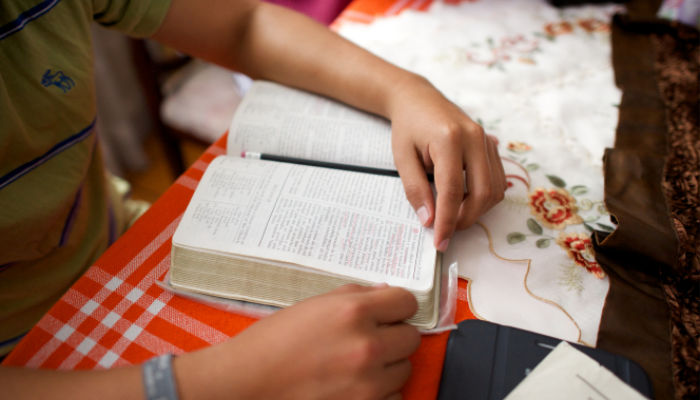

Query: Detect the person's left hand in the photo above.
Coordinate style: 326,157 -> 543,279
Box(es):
388,76 -> 507,251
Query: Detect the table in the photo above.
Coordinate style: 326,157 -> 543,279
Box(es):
2,130 -> 475,398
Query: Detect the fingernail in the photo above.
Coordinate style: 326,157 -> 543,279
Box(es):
416,206 -> 429,226
437,239 -> 450,252
372,282 -> 389,288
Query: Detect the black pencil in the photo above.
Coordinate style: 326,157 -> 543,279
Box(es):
242,151 -> 434,182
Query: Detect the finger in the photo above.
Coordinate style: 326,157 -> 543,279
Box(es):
378,359 -> 412,399
456,129 -> 492,230
431,139 -> 466,251
493,142 -> 507,194
362,286 -> 418,324
377,323 -> 421,364
385,394 -> 402,400
481,134 -> 504,212
486,136 -> 506,204
393,140 -> 435,227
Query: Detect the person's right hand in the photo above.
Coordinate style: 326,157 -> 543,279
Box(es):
175,284 -> 421,400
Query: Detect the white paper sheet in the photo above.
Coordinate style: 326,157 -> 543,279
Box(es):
505,342 -> 648,400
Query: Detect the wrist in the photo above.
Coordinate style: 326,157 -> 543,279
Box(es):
384,73 -> 435,119
172,341 -> 259,400
142,354 -> 179,400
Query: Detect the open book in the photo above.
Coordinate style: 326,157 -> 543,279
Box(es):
170,81 -> 441,328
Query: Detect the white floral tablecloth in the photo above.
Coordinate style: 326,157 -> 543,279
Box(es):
338,0 -> 624,346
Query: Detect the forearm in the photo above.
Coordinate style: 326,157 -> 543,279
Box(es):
152,0 -> 425,120
0,349 -> 256,400
235,3 -> 426,118
0,365 -> 143,400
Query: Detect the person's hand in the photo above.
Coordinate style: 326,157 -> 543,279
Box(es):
174,284 -> 421,400
389,76 -> 507,251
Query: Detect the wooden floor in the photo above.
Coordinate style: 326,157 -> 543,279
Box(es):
124,133 -> 209,204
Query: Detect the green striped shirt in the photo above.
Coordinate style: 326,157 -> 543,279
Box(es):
0,0 -> 172,355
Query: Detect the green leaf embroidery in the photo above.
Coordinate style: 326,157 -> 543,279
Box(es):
546,175 -> 566,188
507,232 -> 527,244
583,223 -> 595,232
536,238 -> 551,248
596,223 -> 615,232
579,198 -> 593,211
527,218 -> 543,235
526,163 -> 540,171
570,185 -> 588,196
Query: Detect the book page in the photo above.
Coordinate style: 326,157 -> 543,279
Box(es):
227,81 -> 395,170
173,156 -> 436,292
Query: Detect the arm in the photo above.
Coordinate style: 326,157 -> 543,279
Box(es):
1,285 -> 420,399
0,363 -> 143,400
152,0 -> 506,250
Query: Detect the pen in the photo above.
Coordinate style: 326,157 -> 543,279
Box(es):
242,151 -> 434,182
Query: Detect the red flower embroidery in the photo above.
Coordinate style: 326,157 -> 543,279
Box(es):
544,22 -> 573,36
507,141 -> 532,153
528,188 -> 582,229
556,232 -> 605,279
466,35 -> 540,68
578,18 -> 610,33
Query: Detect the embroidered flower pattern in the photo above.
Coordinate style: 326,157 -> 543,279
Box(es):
544,21 -> 573,36
503,136 -> 612,281
507,141 -> 532,153
528,188 -> 583,229
537,18 -> 611,42
465,35 -> 540,69
578,18 -> 610,33
556,232 -> 605,279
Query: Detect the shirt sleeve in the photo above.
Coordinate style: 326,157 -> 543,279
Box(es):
93,0 -> 173,38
